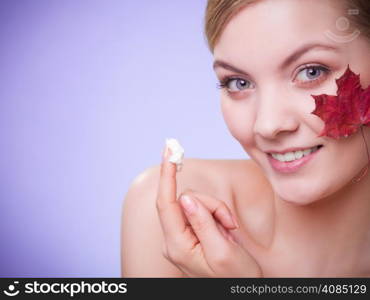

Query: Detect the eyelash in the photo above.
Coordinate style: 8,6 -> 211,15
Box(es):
216,64 -> 331,93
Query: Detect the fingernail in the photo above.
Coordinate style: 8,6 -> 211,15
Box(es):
180,195 -> 197,214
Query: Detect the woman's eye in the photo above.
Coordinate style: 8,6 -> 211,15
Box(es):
218,78 -> 254,92
295,66 -> 329,84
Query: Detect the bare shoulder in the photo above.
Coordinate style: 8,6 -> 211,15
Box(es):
126,157 -> 242,199
120,158 -> 234,277
120,158 -> 271,277
120,161 -> 181,277
120,158 -> 213,277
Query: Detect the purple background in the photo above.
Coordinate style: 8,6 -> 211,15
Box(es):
0,0 -> 246,277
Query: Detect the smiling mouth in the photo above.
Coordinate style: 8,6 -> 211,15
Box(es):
268,145 -> 323,163
266,144 -> 324,174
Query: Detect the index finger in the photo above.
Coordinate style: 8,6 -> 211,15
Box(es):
156,142 -> 189,239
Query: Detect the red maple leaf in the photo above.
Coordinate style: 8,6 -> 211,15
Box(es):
311,65 -> 370,139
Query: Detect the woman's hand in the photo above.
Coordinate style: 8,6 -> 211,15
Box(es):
156,146 -> 262,277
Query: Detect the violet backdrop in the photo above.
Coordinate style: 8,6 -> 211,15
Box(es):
0,0 -> 246,277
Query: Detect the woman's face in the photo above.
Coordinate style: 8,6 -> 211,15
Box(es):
213,0 -> 370,205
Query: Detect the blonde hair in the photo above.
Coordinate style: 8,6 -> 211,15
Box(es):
204,0 -> 370,53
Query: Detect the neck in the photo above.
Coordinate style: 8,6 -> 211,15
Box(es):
273,169 -> 370,276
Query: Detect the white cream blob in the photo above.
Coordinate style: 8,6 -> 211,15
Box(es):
165,138 -> 184,172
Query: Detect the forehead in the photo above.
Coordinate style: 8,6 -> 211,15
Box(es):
214,0 -> 344,60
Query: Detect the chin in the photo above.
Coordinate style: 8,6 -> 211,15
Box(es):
276,179 -> 348,207
274,183 -> 329,206
280,195 -> 319,206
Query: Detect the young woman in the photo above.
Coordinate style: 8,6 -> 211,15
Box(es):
121,0 -> 370,277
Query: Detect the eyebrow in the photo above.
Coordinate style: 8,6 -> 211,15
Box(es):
213,42 -> 340,75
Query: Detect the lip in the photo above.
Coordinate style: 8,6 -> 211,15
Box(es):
266,145 -> 322,155
267,146 -> 323,174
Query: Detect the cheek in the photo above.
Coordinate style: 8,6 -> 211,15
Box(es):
346,127 -> 370,166
221,96 -> 255,145
358,64 -> 370,88
324,128 -> 370,183
349,38 -> 370,88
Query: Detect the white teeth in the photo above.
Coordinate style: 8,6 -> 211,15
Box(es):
294,150 -> 303,160
284,152 -> 296,162
271,146 -> 320,162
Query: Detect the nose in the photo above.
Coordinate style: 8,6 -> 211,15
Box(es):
253,89 -> 299,139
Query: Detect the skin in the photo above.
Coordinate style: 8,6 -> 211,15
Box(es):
121,0 -> 370,277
